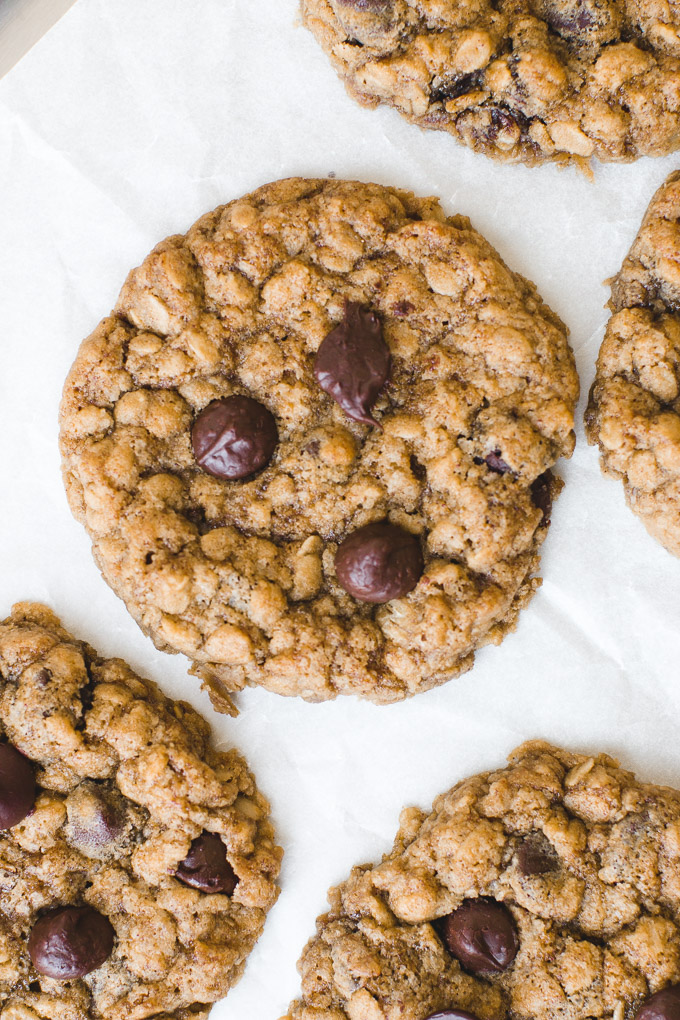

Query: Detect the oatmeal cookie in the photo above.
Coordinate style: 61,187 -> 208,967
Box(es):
282,741 -> 680,1020
0,601 -> 281,1019
301,0 -> 680,166
59,177 -> 578,707
586,169 -> 680,556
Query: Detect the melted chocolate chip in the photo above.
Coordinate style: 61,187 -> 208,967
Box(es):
28,906 -> 115,979
175,831 -> 238,894
0,743 -> 36,829
409,454 -> 427,481
65,783 -> 126,859
487,106 -> 531,142
485,450 -> 512,474
541,0 -> 615,40
531,470 -> 553,525
441,898 -> 519,974
546,6 -> 595,32
517,836 -> 558,876
431,70 -> 484,104
34,668 -> 51,688
192,396 -> 278,480
426,1012 -> 481,1020
335,522 -> 423,603
636,985 -> 680,1020
314,302 -> 391,426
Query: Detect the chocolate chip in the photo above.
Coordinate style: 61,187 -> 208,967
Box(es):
530,470 -> 553,525
65,783 -> 126,859
175,831 -> 238,895
191,396 -> 278,480
541,0 -> 605,37
28,906 -> 115,979
0,743 -> 36,829
635,985 -> 680,1020
34,668 -> 51,688
335,522 -> 423,603
425,1012 -> 481,1020
431,70 -> 484,104
486,106 -> 530,143
314,302 -> 391,426
441,898 -> 519,974
517,836 -> 558,876
485,450 -> 512,474
409,454 -> 427,481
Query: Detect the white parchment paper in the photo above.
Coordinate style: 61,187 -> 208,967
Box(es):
2,2 -> 680,1017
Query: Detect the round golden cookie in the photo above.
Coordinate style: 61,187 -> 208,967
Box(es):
302,0 -> 680,166
59,177 -> 578,706
282,741 -> 680,1020
587,170 -> 680,556
0,602 -> 281,1019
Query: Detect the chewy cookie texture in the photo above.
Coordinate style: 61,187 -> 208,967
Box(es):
283,741 -> 680,1020
59,177 -> 578,707
587,170 -> 680,556
0,602 -> 281,1019
301,0 -> 680,166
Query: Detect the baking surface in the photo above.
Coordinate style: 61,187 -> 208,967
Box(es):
1,1 -> 680,1017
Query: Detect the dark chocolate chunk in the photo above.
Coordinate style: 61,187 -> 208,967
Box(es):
192,396 -> 278,480
441,898 -> 519,974
0,742 -> 35,829
636,985 -> 680,1020
409,454 -> 427,481
28,906 -> 115,979
175,831 -> 238,895
335,522 -> 423,603
34,668 -> 51,688
530,470 -> 553,525
485,450 -> 512,474
540,0 -> 619,41
314,302 -> 391,426
431,70 -> 484,104
517,836 -> 558,876
486,106 -> 531,143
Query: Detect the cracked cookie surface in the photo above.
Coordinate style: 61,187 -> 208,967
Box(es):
586,170 -> 680,556
0,602 -> 281,1020
282,741 -> 680,1020
301,0 -> 680,166
59,177 -> 577,707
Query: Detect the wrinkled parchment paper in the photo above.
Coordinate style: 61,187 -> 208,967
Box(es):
2,2 -> 680,1016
